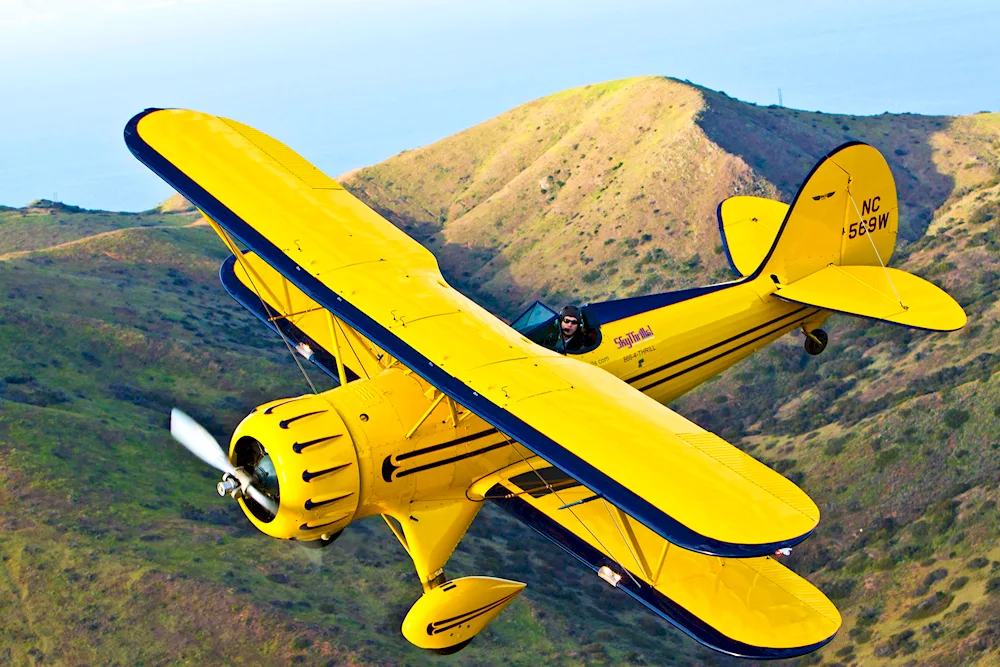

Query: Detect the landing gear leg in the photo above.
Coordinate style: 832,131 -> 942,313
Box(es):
803,328 -> 828,356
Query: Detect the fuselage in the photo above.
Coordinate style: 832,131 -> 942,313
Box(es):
583,275 -> 825,404
318,274 -> 828,526
232,272 -> 830,545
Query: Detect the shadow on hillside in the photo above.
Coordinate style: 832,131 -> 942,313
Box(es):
695,90 -> 955,242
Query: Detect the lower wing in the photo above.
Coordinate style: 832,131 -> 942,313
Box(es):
473,460 -> 841,659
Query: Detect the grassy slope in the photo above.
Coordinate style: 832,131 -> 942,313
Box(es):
341,77 -> 1000,665
0,200 -> 201,258
342,77 -> 762,315
0,218 -> 719,665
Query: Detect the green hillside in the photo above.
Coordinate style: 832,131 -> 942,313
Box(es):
0,222 -> 719,665
0,199 -> 202,259
3,75 -> 1000,665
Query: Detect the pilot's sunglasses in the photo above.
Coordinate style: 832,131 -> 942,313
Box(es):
562,318 -> 580,325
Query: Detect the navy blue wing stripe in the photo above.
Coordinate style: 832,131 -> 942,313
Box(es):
125,109 -> 810,558
490,491 -> 837,660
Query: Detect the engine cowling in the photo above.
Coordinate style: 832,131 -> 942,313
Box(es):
229,393 -> 361,543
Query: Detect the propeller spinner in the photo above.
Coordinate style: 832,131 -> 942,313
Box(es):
169,408 -> 279,515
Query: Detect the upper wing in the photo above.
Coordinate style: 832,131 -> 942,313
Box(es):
126,108 -> 819,557
473,459 -> 841,659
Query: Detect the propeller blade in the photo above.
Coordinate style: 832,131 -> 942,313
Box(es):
245,483 -> 279,515
169,408 -> 236,474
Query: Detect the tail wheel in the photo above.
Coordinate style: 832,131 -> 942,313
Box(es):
804,328 -> 828,356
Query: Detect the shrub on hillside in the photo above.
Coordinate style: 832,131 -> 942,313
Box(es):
967,556 -> 990,569
894,543 -> 933,563
910,520 -> 931,541
835,644 -> 855,658
856,607 -> 881,627
943,408 -> 971,429
823,437 -> 846,457
923,620 -> 944,639
823,578 -> 857,600
772,458 -> 796,473
949,575 -> 969,591
968,200 -> 999,225
844,554 -> 868,574
874,629 -> 918,658
875,447 -> 901,470
849,626 -> 873,643
0,382 -> 71,408
903,591 -> 954,620
923,568 -> 949,587
926,500 -> 959,535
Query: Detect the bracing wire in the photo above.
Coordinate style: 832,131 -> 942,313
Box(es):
600,498 -> 649,581
220,230 -> 319,395
500,434 -> 642,587
847,188 -> 905,310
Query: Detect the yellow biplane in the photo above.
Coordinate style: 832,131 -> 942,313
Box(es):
125,108 -> 965,658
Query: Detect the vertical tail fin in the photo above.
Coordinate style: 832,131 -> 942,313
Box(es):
760,143 -> 965,331
759,142 -> 899,284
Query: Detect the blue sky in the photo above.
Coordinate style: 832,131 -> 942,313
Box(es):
1,0 -> 997,211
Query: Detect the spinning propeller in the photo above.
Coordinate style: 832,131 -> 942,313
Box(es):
169,408 -> 279,515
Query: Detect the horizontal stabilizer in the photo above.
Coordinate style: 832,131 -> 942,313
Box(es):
774,265 -> 966,331
717,196 -> 788,276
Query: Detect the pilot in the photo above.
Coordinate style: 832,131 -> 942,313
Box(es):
545,305 -> 587,353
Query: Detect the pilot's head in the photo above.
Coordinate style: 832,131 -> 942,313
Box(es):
559,305 -> 582,338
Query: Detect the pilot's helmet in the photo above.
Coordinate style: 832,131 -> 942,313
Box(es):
559,305 -> 582,323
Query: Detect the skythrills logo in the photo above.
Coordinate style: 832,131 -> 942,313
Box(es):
614,326 -> 654,349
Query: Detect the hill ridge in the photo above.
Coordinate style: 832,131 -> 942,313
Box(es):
342,76 -> 1000,317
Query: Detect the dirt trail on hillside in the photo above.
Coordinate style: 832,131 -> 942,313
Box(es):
0,217 -> 208,261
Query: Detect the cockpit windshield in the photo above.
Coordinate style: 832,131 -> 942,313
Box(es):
511,301 -> 558,335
